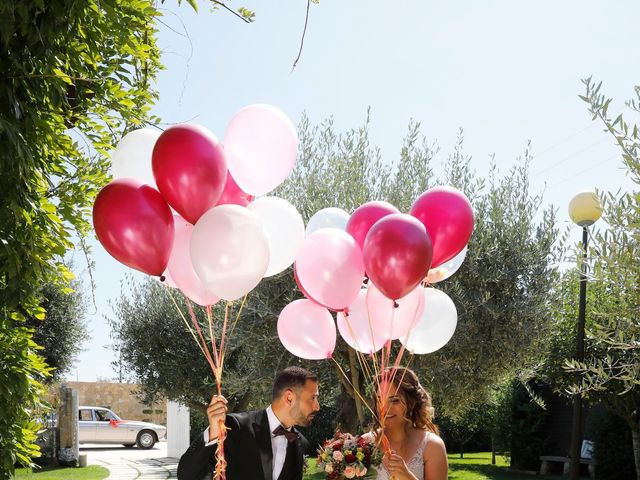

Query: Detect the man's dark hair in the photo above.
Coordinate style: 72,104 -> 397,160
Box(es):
272,366 -> 317,400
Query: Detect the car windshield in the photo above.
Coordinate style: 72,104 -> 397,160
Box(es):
94,409 -> 121,421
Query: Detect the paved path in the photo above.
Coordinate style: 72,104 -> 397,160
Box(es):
81,442 -> 179,479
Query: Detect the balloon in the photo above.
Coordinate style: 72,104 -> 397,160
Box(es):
366,284 -> 425,341
159,268 -> 178,288
306,207 -> 350,236
401,288 -> 457,354
111,128 -> 161,188
295,229 -> 365,311
93,179 -> 174,276
167,216 -> 219,306
425,246 -> 468,284
363,214 -> 433,300
224,104 -> 298,196
336,289 -> 386,354
247,197 -> 305,277
152,124 -> 227,224
278,299 -> 336,360
410,186 -> 474,268
190,205 -> 270,301
216,171 -> 254,207
346,201 -> 399,250
293,264 -> 331,309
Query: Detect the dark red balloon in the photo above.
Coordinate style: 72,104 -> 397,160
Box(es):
410,186 -> 474,268
346,201 -> 400,251
363,214 -> 433,300
93,179 -> 174,276
216,170 -> 255,207
152,124 -> 227,224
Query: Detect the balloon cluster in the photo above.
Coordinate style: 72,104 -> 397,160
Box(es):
278,189 -> 474,360
93,104 -> 305,303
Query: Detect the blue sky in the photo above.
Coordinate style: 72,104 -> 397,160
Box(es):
69,0 -> 639,381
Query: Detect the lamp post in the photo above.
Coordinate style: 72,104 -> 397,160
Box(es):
567,190 -> 602,480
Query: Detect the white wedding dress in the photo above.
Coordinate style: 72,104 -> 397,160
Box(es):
375,431 -> 432,480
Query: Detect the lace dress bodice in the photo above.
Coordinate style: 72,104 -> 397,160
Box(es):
375,431 -> 431,480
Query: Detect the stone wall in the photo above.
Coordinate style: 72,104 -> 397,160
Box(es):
48,382 -> 166,425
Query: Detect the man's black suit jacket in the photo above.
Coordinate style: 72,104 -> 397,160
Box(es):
177,409 -> 310,480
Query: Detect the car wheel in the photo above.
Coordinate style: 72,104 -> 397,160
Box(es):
123,444 -> 135,448
136,430 -> 156,449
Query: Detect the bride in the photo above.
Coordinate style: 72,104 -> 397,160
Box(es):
366,367 -> 448,480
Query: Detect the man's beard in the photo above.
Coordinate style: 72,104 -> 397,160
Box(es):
291,404 -> 314,426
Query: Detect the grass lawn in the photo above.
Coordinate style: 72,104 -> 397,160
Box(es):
304,452 -> 558,480
13,466 -> 109,479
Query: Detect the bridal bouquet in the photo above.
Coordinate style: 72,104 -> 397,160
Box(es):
316,431 -> 382,479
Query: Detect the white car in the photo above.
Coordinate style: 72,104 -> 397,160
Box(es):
78,406 -> 166,449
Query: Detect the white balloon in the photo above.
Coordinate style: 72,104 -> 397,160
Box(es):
190,205 -> 270,301
401,288 -> 457,354
306,207 -> 350,236
111,128 -> 161,188
248,197 -> 305,277
425,246 -> 467,284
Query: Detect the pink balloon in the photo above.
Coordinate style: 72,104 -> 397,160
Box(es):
167,217 -> 219,306
224,104 -> 298,196
295,229 -> 365,311
337,290 -> 386,354
152,124 -> 227,224
278,299 -> 336,360
93,179 -> 174,276
159,269 -> 178,288
294,264 -> 331,310
346,201 -> 399,251
366,284 -> 425,341
410,186 -> 474,268
363,214 -> 433,300
216,170 -> 255,207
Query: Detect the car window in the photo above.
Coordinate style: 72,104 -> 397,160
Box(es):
94,409 -> 119,421
79,409 -> 93,421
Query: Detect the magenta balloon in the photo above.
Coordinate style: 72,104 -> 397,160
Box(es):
152,124 -> 227,224
216,170 -> 255,207
278,299 -> 336,360
167,217 -> 219,306
366,284 -> 425,341
363,214 -> 433,300
93,179 -> 174,276
410,186 -> 474,268
346,201 -> 400,251
337,289 -> 386,354
295,229 -> 365,311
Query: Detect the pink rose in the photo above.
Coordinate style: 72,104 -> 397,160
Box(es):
332,450 -> 344,462
355,466 -> 367,477
344,466 -> 356,479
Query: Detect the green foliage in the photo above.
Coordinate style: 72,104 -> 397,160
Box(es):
27,282 -> 88,382
0,318 -> 50,476
586,408 -> 635,480
507,381 -> 547,470
0,0 -> 162,475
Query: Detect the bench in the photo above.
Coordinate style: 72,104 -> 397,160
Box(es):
539,455 -> 596,478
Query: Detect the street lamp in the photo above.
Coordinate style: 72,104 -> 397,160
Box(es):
567,190 -> 602,480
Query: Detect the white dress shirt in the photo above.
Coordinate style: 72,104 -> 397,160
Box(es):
202,405 -> 292,480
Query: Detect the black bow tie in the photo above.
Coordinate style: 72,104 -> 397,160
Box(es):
272,425 -> 299,443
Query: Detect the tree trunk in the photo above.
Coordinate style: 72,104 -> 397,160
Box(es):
347,347 -> 366,428
492,438 -> 496,465
630,421 -> 640,480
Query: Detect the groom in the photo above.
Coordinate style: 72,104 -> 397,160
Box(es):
177,366 -> 320,480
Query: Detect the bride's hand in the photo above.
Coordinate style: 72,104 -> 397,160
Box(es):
383,452 -> 416,480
